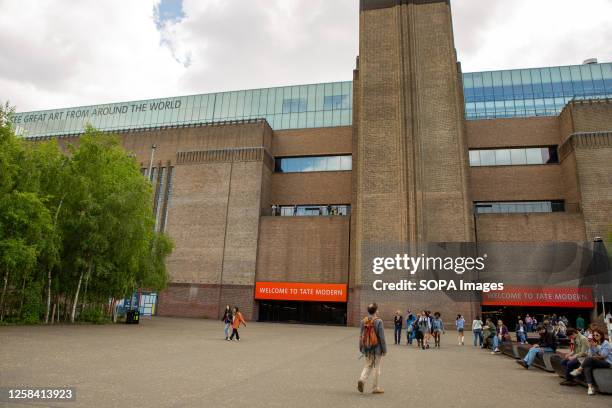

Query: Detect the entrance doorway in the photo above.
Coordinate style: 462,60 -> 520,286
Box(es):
481,305 -> 592,330
258,301 -> 347,325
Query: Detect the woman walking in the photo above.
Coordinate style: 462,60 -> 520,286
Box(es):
229,307 -> 247,341
222,305 -> 232,340
472,315 -> 483,347
455,314 -> 465,346
431,312 -> 445,348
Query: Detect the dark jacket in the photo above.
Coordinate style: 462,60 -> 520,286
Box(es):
359,315 -> 387,355
515,323 -> 527,334
539,330 -> 557,351
393,315 -> 403,328
496,325 -> 509,339
222,309 -> 232,324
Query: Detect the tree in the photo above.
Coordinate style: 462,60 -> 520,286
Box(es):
60,128 -> 171,322
1,104 -> 173,324
0,104 -> 53,321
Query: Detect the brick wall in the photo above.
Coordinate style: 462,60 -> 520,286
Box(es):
272,127 -> 352,157
351,1 -> 475,326
470,165 -> 564,202
256,216 -> 350,284
476,213 -> 586,242
271,172 -> 352,205
466,116 -> 561,148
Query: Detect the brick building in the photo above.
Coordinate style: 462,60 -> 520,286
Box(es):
12,0 -> 612,326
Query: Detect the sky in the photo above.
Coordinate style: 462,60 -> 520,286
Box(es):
1,0 -> 611,112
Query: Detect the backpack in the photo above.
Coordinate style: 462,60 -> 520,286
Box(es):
418,318 -> 429,333
360,317 -> 380,355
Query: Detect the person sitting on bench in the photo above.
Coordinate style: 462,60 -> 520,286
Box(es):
491,320 -> 509,354
517,324 -> 557,369
570,327 -> 612,396
515,319 -> 528,344
560,328 -> 589,386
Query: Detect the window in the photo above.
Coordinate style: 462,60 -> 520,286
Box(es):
323,95 -> 349,110
275,155 -> 352,173
275,205 -> 351,217
282,98 -> 307,114
469,146 -> 558,167
161,167 -> 174,232
479,150 -> 496,166
469,150 -> 480,167
474,201 -> 565,214
154,167 -> 167,231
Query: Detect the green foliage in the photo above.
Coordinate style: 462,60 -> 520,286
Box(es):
79,306 -> 107,324
0,103 -> 173,324
21,281 -> 43,324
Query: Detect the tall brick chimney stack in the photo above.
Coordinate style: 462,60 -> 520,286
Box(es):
349,0 -> 475,324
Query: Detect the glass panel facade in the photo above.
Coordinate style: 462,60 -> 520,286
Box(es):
475,201 -> 565,214
12,81 -> 353,137
463,62 -> 612,120
469,147 -> 558,166
275,155 -> 352,173
11,62 -> 612,138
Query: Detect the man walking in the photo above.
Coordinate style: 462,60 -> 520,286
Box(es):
358,303 -> 387,395
393,310 -> 403,345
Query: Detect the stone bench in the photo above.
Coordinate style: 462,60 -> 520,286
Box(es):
501,342 -> 520,359
550,354 -> 612,394
516,344 -> 555,372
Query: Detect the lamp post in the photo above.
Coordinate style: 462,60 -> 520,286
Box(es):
148,144 -> 158,180
593,237 -> 606,318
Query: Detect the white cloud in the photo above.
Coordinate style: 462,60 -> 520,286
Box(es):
0,0 -> 185,111
452,0 -> 612,72
1,0 -> 610,113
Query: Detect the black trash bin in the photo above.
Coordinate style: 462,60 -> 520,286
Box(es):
126,310 -> 140,324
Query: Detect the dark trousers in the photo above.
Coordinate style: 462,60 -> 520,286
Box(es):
394,326 -> 402,344
433,331 -> 441,346
582,357 -> 611,385
561,358 -> 581,380
230,328 -> 240,340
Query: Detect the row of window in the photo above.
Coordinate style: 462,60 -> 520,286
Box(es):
142,166 -> 174,232
13,81 -> 353,137
282,95 -> 350,113
13,62 -> 612,137
272,205 -> 351,217
464,65 -> 611,100
469,147 -> 558,167
275,155 -> 352,173
475,201 -> 565,214
463,63 -> 612,119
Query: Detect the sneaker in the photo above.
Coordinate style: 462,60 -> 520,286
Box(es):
570,369 -> 581,377
372,388 -> 384,394
559,380 -> 577,386
226,338 -> 230,341
587,386 -> 595,396
357,380 -> 364,393
516,360 -> 528,369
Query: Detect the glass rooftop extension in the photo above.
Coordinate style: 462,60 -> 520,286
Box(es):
11,62 -> 612,138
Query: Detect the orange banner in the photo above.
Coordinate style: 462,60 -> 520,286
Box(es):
255,282 -> 347,302
482,286 -> 593,308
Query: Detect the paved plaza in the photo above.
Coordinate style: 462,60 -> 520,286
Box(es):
1,317 -> 610,407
